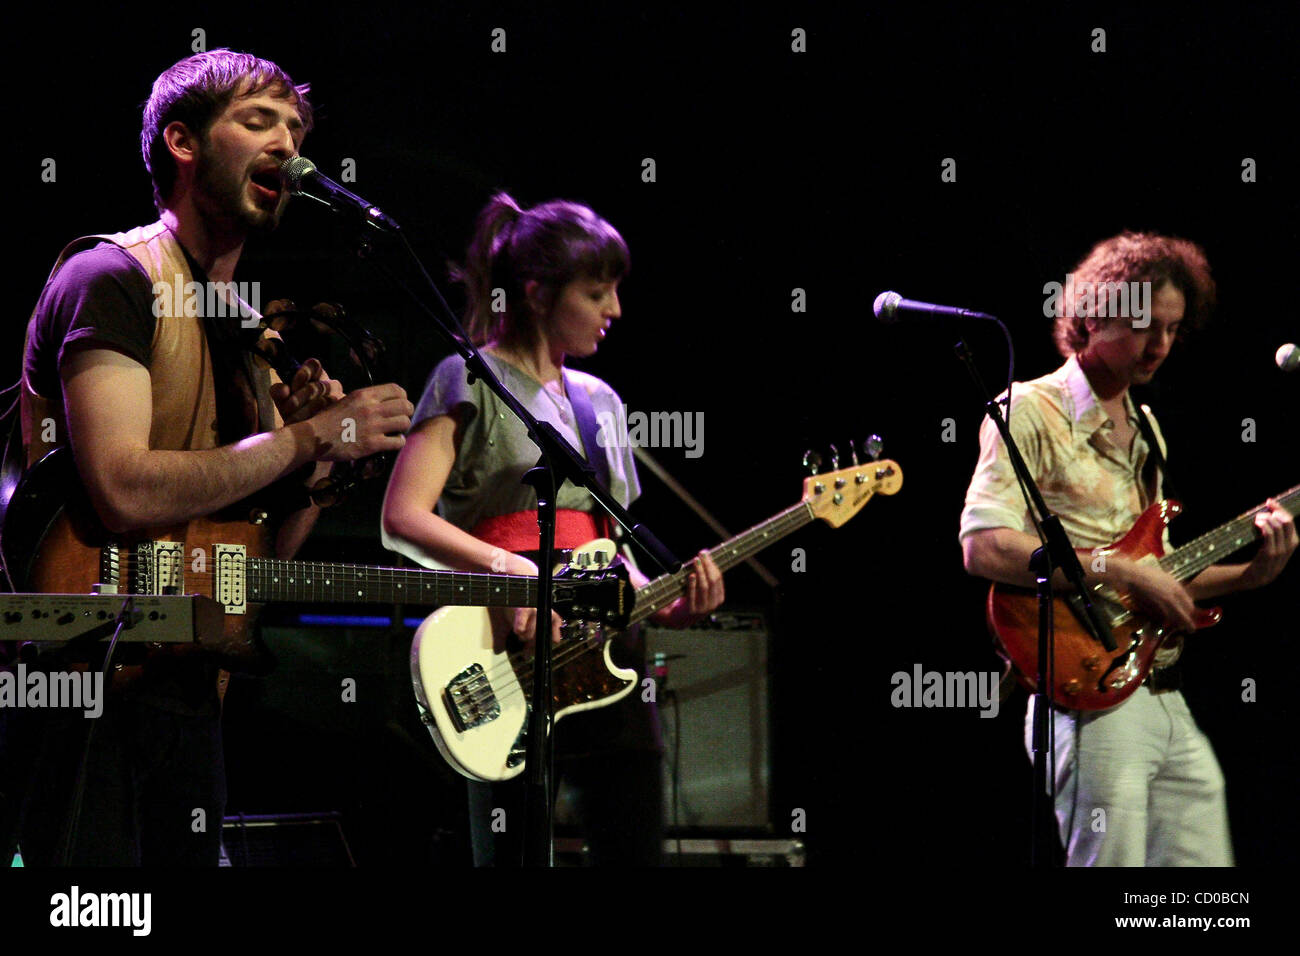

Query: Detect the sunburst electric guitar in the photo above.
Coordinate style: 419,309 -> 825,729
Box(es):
987,483 -> 1299,711
0,447 -> 631,672
412,458 -> 904,782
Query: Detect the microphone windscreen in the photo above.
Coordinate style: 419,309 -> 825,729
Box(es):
873,291 -> 901,322
279,156 -> 316,193
1276,343 -> 1300,372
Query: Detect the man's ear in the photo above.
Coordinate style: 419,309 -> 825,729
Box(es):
163,120 -> 200,181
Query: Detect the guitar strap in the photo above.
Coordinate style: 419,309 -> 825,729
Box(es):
564,370 -> 613,538
1132,402 -> 1176,503
1132,401 -> 1183,690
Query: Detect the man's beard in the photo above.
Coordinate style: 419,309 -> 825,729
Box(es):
193,149 -> 284,235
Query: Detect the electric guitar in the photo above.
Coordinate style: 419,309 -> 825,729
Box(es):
987,484 -> 1299,711
0,447 -> 631,671
412,458 -> 904,782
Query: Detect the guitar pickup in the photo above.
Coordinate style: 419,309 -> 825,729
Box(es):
213,544 -> 247,614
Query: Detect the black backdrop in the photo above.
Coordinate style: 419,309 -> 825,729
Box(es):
8,0 -> 1297,913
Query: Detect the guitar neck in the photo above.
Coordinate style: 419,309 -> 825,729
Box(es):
629,501 -> 814,625
245,558 -> 536,608
1160,483 -> 1300,582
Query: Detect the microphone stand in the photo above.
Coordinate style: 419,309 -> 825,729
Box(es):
324,198 -> 681,867
953,335 -> 1117,868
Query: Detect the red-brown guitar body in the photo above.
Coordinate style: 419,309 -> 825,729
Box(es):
988,499 -> 1222,712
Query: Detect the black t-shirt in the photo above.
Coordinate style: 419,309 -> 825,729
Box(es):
27,239 -> 266,448
25,243 -> 156,398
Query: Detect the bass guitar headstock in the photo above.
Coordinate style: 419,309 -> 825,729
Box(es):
802,438 -> 903,528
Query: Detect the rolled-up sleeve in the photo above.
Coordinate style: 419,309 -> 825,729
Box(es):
959,392 -> 1046,542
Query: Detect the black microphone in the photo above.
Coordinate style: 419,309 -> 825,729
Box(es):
1276,343 -> 1299,372
279,156 -> 400,233
873,290 -> 996,323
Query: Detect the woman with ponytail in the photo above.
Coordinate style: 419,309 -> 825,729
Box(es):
381,193 -> 723,865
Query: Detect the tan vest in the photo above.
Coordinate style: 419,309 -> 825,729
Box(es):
21,220 -> 250,465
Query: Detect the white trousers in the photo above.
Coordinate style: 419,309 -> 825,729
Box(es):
1025,685 -> 1233,866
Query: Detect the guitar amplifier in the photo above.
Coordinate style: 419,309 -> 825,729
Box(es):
552,610 -> 772,832
221,812 -> 355,867
646,610 -> 772,830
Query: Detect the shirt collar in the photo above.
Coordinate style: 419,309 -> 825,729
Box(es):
1058,354 -> 1135,436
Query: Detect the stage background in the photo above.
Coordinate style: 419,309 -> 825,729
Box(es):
8,4 -> 1296,877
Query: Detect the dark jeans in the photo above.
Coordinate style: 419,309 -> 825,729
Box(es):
467,750 -> 664,866
1,695 -> 225,866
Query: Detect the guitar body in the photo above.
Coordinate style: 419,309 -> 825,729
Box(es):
411,539 -> 638,782
4,447 -> 274,669
988,499 -> 1221,711
411,459 -> 906,781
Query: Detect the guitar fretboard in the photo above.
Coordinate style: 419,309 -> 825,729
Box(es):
1160,484 -> 1300,582
246,559 -> 536,608
629,501 -> 814,624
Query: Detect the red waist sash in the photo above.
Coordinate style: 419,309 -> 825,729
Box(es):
471,509 -> 605,553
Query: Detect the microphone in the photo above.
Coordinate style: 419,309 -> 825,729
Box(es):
1276,343 -> 1299,372
278,157 -> 400,233
873,290 -> 996,323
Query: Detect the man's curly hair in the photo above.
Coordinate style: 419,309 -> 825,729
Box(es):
1053,231 -> 1216,357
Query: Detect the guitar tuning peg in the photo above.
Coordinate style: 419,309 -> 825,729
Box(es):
863,434 -> 884,461
849,442 -> 859,467
802,449 -> 822,475
828,443 -> 840,471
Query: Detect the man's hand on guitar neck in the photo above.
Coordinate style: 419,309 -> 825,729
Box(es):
1239,499 -> 1298,589
1183,499 -> 1298,599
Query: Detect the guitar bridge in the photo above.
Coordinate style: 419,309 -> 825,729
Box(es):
131,540 -> 184,595
444,663 -> 500,732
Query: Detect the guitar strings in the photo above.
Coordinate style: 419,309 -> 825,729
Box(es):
438,520 -> 807,712
1160,488 -> 1300,581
